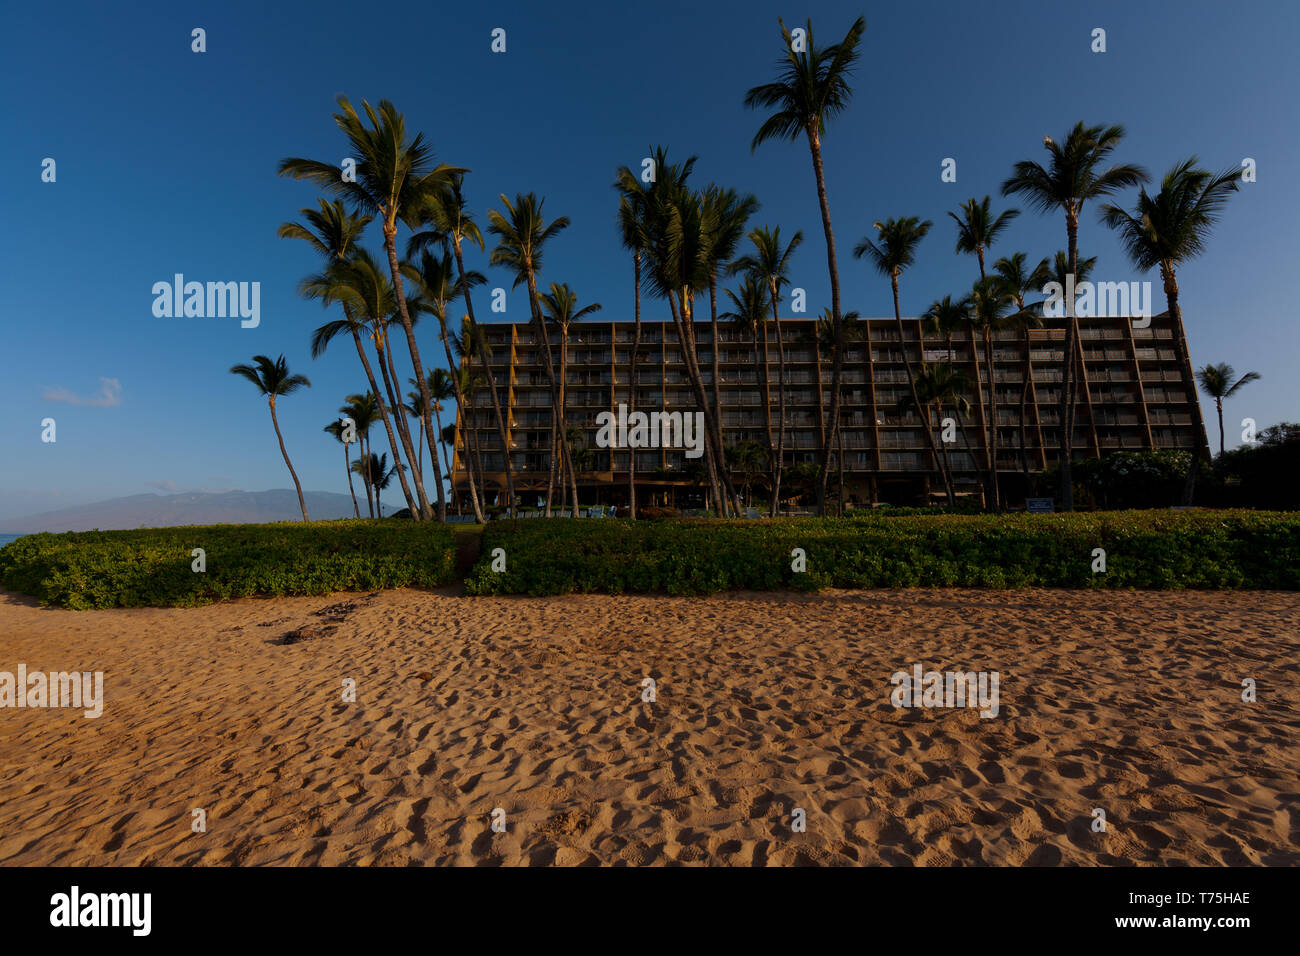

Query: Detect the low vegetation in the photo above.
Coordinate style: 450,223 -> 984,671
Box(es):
0,522 -> 456,609
464,510 -> 1300,596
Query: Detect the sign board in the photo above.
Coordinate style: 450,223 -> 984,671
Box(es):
1026,498 -> 1055,514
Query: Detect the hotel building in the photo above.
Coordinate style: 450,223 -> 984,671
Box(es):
450,312 -> 1206,508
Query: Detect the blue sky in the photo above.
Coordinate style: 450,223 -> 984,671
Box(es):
2,0 -> 1296,520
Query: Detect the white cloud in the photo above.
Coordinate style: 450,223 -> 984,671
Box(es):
42,377 -> 123,407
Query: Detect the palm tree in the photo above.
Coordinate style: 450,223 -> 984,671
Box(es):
613,169 -> 651,518
1001,122 -> 1148,509
279,96 -> 464,520
323,418 -> 361,518
900,363 -> 973,507
411,249 -> 485,522
731,226 -> 802,515
922,294 -> 978,489
340,392 -> 379,517
1101,158 -> 1240,500
854,217 -> 945,492
450,319 -> 490,520
969,276 -> 1025,511
229,355 -> 311,522
427,368 -> 457,496
356,452 -> 396,517
993,252 -> 1052,477
487,192 -> 578,517
630,149 -> 741,514
540,282 -> 603,517
949,195 -> 1020,500
411,176 -> 517,513
404,385 -> 429,487
722,274 -> 775,499
280,199 -> 420,518
1196,363 -> 1260,456
701,186 -> 761,451
745,14 -> 866,515
301,248 -> 424,517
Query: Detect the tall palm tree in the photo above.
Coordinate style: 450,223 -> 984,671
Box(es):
1001,122 -> 1148,509
340,392 -> 379,517
1101,158 -> 1240,500
722,274 -> 775,505
922,294 -> 978,488
323,418 -> 361,518
279,96 -> 464,520
411,249 -> 485,522
540,282 -> 603,517
613,170 -> 651,518
427,368 -> 457,495
411,176 -> 517,513
229,355 -> 311,522
701,186 -> 761,453
301,248 -> 424,517
404,385 -> 429,487
993,252 -> 1052,477
900,363 -> 973,507
1196,363 -> 1260,456
280,200 -> 419,518
745,14 -> 866,515
487,192 -> 579,517
636,150 -> 743,515
854,217 -> 944,492
949,196 -> 1019,499
969,276 -> 1025,511
731,226 -> 802,515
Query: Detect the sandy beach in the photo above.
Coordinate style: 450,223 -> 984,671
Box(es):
1,586 -> 1296,866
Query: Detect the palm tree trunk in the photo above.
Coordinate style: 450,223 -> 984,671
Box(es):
344,441 -> 360,518
1059,211 -> 1080,511
380,333 -> 421,487
343,442 -> 358,520
1162,265 -> 1207,505
771,297 -> 788,517
373,330 -> 426,514
628,251 -> 641,519
666,291 -> 727,512
984,329 -> 1001,512
708,273 -> 730,517
433,404 -> 454,506
1216,399 -> 1225,457
347,325 -> 418,518
525,269 -> 579,517
453,236 -> 516,514
893,275 -> 942,487
759,318 -> 776,511
461,348 -> 490,522
268,398 -> 309,522
806,129 -> 842,516
436,318 -> 485,524
381,224 -> 444,521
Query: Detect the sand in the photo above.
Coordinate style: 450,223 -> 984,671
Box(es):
0,586 -> 1296,866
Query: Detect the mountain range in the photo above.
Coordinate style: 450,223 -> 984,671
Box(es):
0,490 -> 398,533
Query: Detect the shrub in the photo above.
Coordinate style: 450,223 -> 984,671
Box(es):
463,511 -> 1300,596
0,521 -> 456,609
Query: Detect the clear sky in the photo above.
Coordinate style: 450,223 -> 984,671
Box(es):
2,0 -> 1296,520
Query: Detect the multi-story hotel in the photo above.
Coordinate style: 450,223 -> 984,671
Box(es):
450,312 -> 1205,509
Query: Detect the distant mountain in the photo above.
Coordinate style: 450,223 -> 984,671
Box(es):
0,489 -> 397,533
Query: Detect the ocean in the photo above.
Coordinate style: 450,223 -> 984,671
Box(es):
0,533 -> 27,548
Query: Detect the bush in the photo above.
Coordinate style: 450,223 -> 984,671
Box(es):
463,510 -> 1300,596
0,521 -> 456,609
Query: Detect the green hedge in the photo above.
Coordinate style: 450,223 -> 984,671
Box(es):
463,511 -> 1300,596
0,521 -> 456,609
